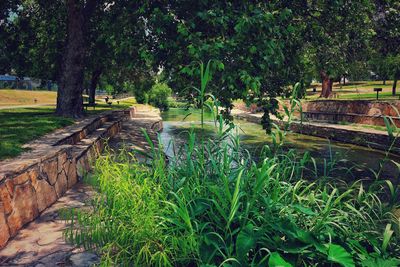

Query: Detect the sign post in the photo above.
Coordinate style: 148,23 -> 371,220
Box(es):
374,88 -> 382,100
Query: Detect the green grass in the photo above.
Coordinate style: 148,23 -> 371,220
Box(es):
0,97 -> 138,160
336,91 -> 400,100
306,80 -> 399,100
0,107 -> 74,159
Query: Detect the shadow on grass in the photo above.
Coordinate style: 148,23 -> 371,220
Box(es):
0,107 -> 74,160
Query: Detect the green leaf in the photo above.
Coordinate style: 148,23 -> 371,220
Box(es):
292,204 -> 316,215
382,224 -> 394,253
236,224 -> 256,262
361,257 -> 400,267
268,252 -> 293,267
327,244 -> 355,267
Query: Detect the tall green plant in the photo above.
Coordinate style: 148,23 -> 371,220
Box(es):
65,63 -> 400,266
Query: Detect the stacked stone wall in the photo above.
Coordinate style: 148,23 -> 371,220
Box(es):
302,100 -> 400,127
0,108 -> 132,248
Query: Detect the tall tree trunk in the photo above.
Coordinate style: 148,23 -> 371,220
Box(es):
320,70 -> 333,98
89,68 -> 102,104
383,79 -> 386,85
56,0 -> 85,118
393,78 -> 398,96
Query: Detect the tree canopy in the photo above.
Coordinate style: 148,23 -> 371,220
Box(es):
0,0 -> 399,121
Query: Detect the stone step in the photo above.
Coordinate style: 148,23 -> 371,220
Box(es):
69,120 -> 123,177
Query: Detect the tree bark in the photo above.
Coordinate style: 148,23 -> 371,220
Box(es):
89,68 -> 102,104
393,78 -> 397,96
56,0 -> 86,118
320,70 -> 333,98
383,79 -> 386,85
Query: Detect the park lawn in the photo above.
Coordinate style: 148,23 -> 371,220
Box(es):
0,97 -> 138,160
0,107 -> 74,160
306,80 -> 399,100
0,89 -> 57,106
337,91 -> 399,100
332,80 -> 393,91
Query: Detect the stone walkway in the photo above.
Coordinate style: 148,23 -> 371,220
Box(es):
0,184 -> 98,267
0,106 -> 162,267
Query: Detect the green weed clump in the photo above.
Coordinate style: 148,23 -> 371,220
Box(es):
65,62 -> 400,266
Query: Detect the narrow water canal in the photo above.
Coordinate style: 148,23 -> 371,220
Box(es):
160,108 -> 400,181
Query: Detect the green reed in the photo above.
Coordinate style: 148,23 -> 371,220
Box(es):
65,62 -> 400,266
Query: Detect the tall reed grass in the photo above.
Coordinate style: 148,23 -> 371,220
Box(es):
65,62 -> 400,266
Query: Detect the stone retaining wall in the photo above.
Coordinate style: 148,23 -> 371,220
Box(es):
0,108 -> 134,248
303,100 -> 400,127
233,112 -> 400,155
240,100 -> 400,127
303,100 -> 400,116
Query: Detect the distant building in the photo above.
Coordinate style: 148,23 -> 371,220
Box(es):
0,75 -> 33,89
0,75 -> 57,90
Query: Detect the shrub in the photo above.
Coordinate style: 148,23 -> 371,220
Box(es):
148,83 -> 172,111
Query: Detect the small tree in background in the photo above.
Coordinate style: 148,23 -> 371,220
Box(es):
148,83 -> 172,111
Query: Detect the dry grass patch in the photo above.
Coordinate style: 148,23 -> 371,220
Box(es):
0,89 -> 57,106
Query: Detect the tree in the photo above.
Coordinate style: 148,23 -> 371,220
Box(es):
5,0 -> 152,117
149,1 -> 304,131
5,1 -> 67,85
56,0 -> 98,117
295,0 -> 374,98
0,0 -> 20,74
373,0 -> 400,95
369,54 -> 392,84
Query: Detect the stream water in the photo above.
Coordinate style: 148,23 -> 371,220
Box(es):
160,108 -> 400,181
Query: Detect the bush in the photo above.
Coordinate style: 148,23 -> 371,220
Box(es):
148,83 -> 172,111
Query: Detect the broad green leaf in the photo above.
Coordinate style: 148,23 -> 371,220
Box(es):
268,252 -> 292,267
382,224 -> 394,253
236,224 -> 256,262
292,204 -> 316,215
327,244 -> 355,267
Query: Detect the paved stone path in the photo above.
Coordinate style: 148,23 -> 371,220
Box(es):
0,106 -> 162,267
0,184 -> 98,267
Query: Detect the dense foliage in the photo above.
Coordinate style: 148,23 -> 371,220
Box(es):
149,1 -> 303,127
65,67 -> 400,266
148,83 -> 172,111
1,1 -> 399,117
66,111 -> 400,266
